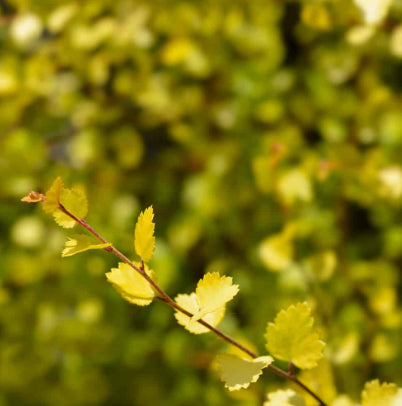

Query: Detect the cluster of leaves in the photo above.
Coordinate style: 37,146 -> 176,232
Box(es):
20,177 -> 402,405
1,0 -> 402,404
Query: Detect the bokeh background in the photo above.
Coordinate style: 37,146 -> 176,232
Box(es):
1,1 -> 402,405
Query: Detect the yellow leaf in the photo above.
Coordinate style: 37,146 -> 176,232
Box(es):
331,395 -> 355,406
11,13 -> 43,48
134,206 -> 155,262
265,302 -> 325,369
390,25 -> 402,58
216,353 -> 273,391
106,262 -> 154,306
174,272 -> 238,334
353,0 -> 392,25
305,250 -> 337,282
52,186 -> 88,228
252,156 -> 275,193
297,359 -> 337,406
378,166 -> 402,201
43,177 -> 64,214
392,390 -> 402,406
60,186 -> 88,218
277,169 -> 312,206
52,210 -> 76,228
264,389 -> 306,406
47,4 -> 78,33
174,293 -> 225,334
361,380 -> 398,406
62,234 -> 111,257
42,178 -> 88,228
346,25 -> 375,45
193,272 -> 239,321
332,331 -> 359,365
259,232 -> 294,272
301,4 -> 331,31
161,38 -> 197,66
369,333 -> 397,362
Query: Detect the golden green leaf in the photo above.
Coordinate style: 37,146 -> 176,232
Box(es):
361,380 -> 398,406
301,4 -> 331,31
59,186 -> 88,219
297,359 -> 337,406
265,302 -> 325,369
216,353 -> 273,391
193,272 -> 239,321
390,25 -> 402,58
259,233 -> 294,272
174,272 -> 238,334
43,178 -> 88,228
106,262 -> 154,306
161,38 -> 197,66
62,234 -> 111,257
174,292 -> 225,334
43,177 -> 64,214
277,169 -> 312,206
52,210 -> 76,229
264,389 -> 306,406
134,206 -> 155,262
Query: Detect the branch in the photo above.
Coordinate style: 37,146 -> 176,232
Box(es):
56,202 -> 327,406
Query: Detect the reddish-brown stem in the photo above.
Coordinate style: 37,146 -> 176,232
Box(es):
289,361 -> 295,376
56,203 -> 327,406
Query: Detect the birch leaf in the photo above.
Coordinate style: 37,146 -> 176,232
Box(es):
216,353 -> 273,391
62,234 -> 111,257
134,206 -> 155,262
106,262 -> 154,306
361,380 -> 398,406
43,177 -> 64,214
174,292 -> 225,334
193,272 -> 239,320
265,302 -> 325,369
43,177 -> 88,228
59,186 -> 88,219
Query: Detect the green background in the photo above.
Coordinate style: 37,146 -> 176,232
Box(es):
1,0 -> 401,404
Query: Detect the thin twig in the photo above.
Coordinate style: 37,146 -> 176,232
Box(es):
56,202 -> 327,406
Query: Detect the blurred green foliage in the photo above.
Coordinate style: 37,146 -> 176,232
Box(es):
1,0 -> 402,404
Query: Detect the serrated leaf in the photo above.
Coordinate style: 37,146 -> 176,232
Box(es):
264,389 -> 306,406
174,293 -> 225,334
134,206 -> 155,262
43,177 -> 64,214
216,353 -> 273,391
265,302 -> 325,369
42,178 -> 88,228
361,380 -> 398,406
52,210 -> 75,228
62,234 -> 111,257
174,272 -> 238,334
52,186 -> 88,228
193,272 -> 239,321
60,186 -> 88,218
106,262 -> 154,306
